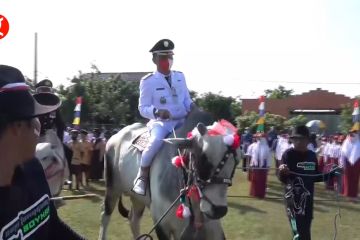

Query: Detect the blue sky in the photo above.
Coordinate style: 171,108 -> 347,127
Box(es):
1,0 -> 359,98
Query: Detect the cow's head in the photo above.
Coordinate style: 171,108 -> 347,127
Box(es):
165,123 -> 239,220
35,142 -> 67,196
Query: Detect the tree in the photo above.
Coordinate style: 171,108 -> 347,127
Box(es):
235,111 -> 258,132
189,90 -> 198,99
57,69 -> 142,128
265,85 -> 293,99
235,111 -> 285,133
57,67 -> 246,128
339,103 -> 353,133
284,115 -> 308,129
230,97 -> 242,120
195,92 -> 241,123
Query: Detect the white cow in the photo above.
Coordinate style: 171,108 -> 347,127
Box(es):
99,109 -> 240,240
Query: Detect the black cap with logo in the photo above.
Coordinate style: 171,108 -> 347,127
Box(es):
0,65 -> 60,121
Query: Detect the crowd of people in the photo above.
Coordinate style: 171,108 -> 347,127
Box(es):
62,127 -> 122,191
239,125 -> 360,239
241,126 -> 360,201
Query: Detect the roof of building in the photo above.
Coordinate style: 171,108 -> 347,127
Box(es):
242,88 -> 354,118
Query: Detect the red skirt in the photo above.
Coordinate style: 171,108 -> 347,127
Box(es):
318,156 -> 324,173
248,169 -> 252,182
247,157 -> 252,181
324,157 -> 339,190
342,159 -> 360,198
250,169 -> 268,199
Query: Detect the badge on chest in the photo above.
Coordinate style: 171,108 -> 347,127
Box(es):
159,87 -> 179,104
160,96 -> 167,104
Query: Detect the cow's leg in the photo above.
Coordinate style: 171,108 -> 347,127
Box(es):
129,197 -> 145,239
98,189 -> 119,240
203,220 -> 225,240
150,210 -> 172,240
181,220 -> 224,240
155,224 -> 172,240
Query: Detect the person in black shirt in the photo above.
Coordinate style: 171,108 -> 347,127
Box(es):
279,125 -> 340,240
0,65 -> 85,240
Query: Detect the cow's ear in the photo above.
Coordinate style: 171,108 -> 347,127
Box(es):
196,123 -> 208,136
163,138 -> 193,149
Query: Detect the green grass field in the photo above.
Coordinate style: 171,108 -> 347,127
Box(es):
58,169 -> 360,240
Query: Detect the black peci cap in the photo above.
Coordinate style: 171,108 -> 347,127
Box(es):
149,39 -> 174,55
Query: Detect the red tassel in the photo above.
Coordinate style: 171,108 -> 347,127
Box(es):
171,155 -> 188,168
187,185 -> 201,202
232,134 -> 241,150
176,204 -> 190,219
187,131 -> 193,139
182,205 -> 191,218
176,204 -> 184,219
171,156 -> 183,168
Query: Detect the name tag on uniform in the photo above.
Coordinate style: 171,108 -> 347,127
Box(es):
171,87 -> 178,104
156,88 -> 165,91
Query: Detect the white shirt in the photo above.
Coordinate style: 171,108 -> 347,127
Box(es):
275,136 -> 292,161
246,142 -> 257,157
251,138 -> 271,167
138,70 -> 193,121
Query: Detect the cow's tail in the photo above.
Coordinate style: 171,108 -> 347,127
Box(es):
104,143 -> 130,219
105,152 -> 113,189
118,195 -> 130,218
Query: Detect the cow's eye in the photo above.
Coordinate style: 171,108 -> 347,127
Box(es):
196,153 -> 213,180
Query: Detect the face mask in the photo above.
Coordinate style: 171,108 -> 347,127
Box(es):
159,58 -> 173,72
350,134 -> 359,143
260,138 -> 267,144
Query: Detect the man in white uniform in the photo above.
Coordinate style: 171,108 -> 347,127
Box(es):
132,39 -> 195,195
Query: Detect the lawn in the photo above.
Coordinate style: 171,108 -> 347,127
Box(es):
58,168 -> 360,240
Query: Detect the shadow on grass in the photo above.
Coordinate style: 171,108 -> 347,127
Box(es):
228,201 -> 267,215
265,186 -> 360,213
89,180 -> 106,187
86,185 -> 106,195
61,186 -> 104,203
267,180 -> 342,200
84,185 -> 105,203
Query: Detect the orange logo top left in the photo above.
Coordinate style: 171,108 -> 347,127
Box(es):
0,15 -> 10,40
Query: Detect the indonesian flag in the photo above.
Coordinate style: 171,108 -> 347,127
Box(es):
256,96 -> 265,132
258,95 -> 265,117
72,97 -> 82,126
352,99 -> 359,123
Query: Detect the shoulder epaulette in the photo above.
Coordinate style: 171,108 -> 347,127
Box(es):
141,73 -> 153,80
173,70 -> 183,74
